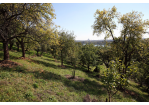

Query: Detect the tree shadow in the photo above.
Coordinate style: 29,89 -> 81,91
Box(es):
0,52 -> 3,59
27,59 -> 59,69
29,70 -> 107,96
0,43 -> 3,51
125,83 -> 149,102
43,53 -> 53,58
1,65 -> 107,97
0,51 -> 22,60
76,64 -> 149,102
42,58 -> 58,62
9,55 -> 20,59
69,64 -> 149,101
129,83 -> 148,93
123,89 -> 149,102
71,65 -> 102,81
25,51 -> 36,56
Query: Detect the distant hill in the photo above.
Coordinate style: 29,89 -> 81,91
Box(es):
75,39 -> 113,45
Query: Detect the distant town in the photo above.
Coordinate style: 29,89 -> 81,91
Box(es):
76,38 -> 147,45
75,39 -> 113,45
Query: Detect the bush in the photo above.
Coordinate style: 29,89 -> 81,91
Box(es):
94,65 -> 100,73
25,91 -> 33,98
33,83 -> 38,88
15,66 -> 26,73
49,95 -> 58,102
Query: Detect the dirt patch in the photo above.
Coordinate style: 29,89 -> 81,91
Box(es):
17,57 -> 32,60
35,90 -> 56,102
94,74 -> 101,78
124,89 -> 138,96
58,65 -> 66,69
83,94 -> 98,102
0,60 -> 22,68
0,81 -> 8,86
17,57 -> 38,64
36,93 -> 43,102
29,55 -> 37,58
39,69 -> 44,73
64,75 -> 85,82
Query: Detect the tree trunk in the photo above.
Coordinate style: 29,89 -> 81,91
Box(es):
108,93 -> 111,102
40,51 -> 43,57
36,49 -> 39,56
3,41 -> 9,60
106,98 -> 108,102
61,50 -> 63,66
20,38 -> 25,58
88,64 -> 89,72
72,69 -> 75,79
9,42 -> 13,50
147,86 -> 149,94
139,78 -> 143,87
104,62 -> 109,68
139,82 -> 142,87
9,40 -> 14,50
82,62 -> 84,67
29,51 -> 30,58
118,75 -> 125,91
61,57 -> 63,66
124,51 -> 128,74
16,42 -> 20,51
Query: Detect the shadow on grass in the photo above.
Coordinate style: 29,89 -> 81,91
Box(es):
129,83 -> 148,93
42,58 -> 57,62
126,83 -> 149,102
125,89 -> 149,102
0,65 -> 107,97
43,53 -> 53,58
74,64 -> 149,102
69,65 -> 102,81
9,55 -> 21,59
33,71 -> 107,96
29,64 -> 107,96
28,58 -> 77,70
27,59 -> 59,69
25,51 -> 36,56
0,52 -> 3,59
0,51 -> 21,60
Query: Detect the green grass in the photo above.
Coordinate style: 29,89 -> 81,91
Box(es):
0,45 -> 149,102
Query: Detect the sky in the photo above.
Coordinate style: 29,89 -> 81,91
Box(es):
4,0 -> 149,40
52,3 -> 149,40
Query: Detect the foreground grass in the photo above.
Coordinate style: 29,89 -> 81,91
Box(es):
0,49 -> 149,102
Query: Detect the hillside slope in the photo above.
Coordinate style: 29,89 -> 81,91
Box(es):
0,49 -> 149,102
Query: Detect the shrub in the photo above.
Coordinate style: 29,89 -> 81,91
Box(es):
25,91 -> 33,98
15,66 -> 26,73
33,83 -> 38,88
94,65 -> 100,73
49,95 -> 58,102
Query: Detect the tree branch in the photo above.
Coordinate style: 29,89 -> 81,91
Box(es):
106,26 -> 115,41
6,3 -> 26,21
111,90 -> 118,98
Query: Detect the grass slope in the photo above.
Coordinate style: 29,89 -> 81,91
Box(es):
0,46 -> 149,102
